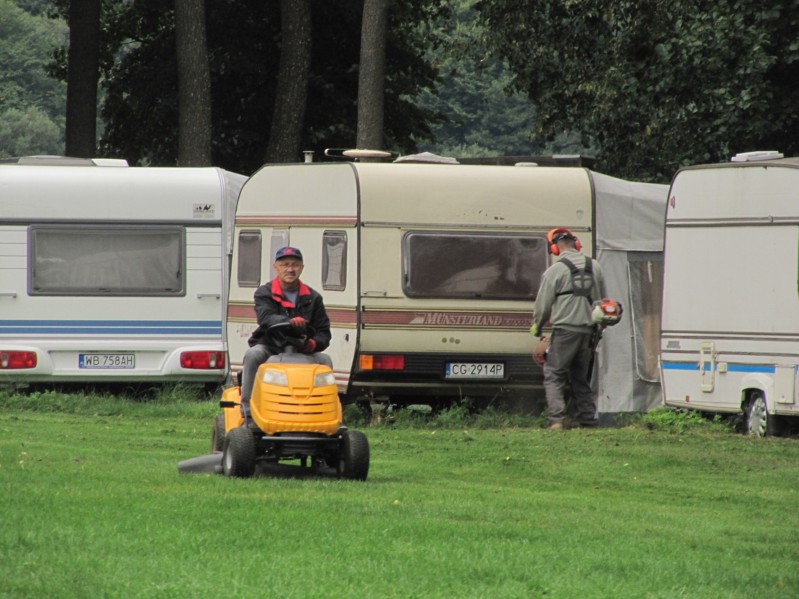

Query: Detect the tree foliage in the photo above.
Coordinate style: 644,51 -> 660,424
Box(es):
47,0 -> 448,173
477,0 -> 799,181
0,0 -> 66,157
0,106 -> 62,156
416,0 -> 579,158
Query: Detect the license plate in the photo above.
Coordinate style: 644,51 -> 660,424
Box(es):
79,354 -> 135,369
445,362 -> 504,379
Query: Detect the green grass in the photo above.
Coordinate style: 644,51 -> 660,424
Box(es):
1,390 -> 798,598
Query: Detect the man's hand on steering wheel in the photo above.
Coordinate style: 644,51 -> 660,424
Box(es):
289,316 -> 307,332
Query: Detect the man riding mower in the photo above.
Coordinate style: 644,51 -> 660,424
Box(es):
212,322 -> 370,480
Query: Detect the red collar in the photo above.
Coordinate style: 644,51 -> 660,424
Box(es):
270,278 -> 311,308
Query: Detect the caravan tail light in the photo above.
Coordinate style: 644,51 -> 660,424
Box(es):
359,354 -> 405,371
0,351 -> 37,369
180,351 -> 226,370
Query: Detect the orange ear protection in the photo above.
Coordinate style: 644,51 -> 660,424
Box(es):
547,228 -> 581,256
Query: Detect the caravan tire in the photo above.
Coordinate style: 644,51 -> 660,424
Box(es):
222,426 -> 256,477
341,430 -> 370,481
745,392 -> 782,438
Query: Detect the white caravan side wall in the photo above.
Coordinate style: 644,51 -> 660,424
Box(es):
660,161 -> 799,421
0,165 -> 243,386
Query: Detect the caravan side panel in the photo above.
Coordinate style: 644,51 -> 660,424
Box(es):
0,165 -> 243,386
660,161 -> 799,424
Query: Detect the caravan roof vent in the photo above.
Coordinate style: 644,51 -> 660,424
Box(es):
322,148 -> 395,162
730,151 -> 783,162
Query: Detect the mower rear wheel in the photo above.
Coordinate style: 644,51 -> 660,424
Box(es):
341,429 -> 370,481
222,426 -> 256,477
211,413 -> 226,453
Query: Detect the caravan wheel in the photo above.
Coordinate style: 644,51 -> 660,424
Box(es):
745,392 -> 782,438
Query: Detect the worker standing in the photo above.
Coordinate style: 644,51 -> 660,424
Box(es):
530,228 -> 607,429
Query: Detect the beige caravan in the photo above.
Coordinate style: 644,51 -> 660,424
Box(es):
227,158 -> 666,416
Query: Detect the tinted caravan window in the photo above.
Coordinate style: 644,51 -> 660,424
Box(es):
403,231 -> 547,299
322,230 -> 347,291
237,229 -> 262,287
30,225 -> 184,296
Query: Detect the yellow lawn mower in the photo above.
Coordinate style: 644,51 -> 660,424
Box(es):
212,322 -> 369,481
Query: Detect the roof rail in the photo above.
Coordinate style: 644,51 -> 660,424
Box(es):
0,155 -> 129,166
455,155 -> 596,168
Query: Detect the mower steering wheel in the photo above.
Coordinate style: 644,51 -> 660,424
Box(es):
267,320 -> 315,351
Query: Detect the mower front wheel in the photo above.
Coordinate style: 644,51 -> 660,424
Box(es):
222,426 -> 256,478
340,430 -> 370,481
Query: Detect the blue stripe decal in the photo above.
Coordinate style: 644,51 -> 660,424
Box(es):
662,362 -> 777,374
0,320 -> 222,335
661,362 -> 698,371
726,364 -> 776,374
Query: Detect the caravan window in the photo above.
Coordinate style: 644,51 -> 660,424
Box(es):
237,230 -> 262,287
322,231 -> 347,291
403,231 -> 547,299
29,225 -> 184,296
269,230 -> 290,264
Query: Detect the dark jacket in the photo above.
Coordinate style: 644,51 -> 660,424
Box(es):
247,278 -> 331,355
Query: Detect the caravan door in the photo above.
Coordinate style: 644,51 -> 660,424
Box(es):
227,163 -> 360,392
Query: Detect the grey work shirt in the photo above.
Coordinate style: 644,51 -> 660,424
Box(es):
532,249 -> 607,335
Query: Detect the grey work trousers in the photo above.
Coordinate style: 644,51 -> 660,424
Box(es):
239,344 -> 333,416
543,328 -> 598,427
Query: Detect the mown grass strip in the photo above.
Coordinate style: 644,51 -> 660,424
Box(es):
1,392 -> 798,598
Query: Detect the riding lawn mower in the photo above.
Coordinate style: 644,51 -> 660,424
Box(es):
211,322 -> 370,480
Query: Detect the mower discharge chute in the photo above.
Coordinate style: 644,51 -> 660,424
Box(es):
214,322 -> 370,480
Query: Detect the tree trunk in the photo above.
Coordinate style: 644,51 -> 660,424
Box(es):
175,0 -> 212,166
65,0 -> 101,158
265,0 -> 312,164
356,0 -> 391,151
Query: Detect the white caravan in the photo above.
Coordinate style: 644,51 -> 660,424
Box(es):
228,159 -> 666,416
0,158 -> 245,390
660,152 -> 799,436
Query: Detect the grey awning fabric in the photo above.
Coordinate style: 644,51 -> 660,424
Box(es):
591,171 -> 668,252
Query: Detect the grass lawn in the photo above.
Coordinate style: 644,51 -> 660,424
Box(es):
1,391 -> 798,598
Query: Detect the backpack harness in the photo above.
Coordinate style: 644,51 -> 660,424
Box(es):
556,257 -> 594,302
